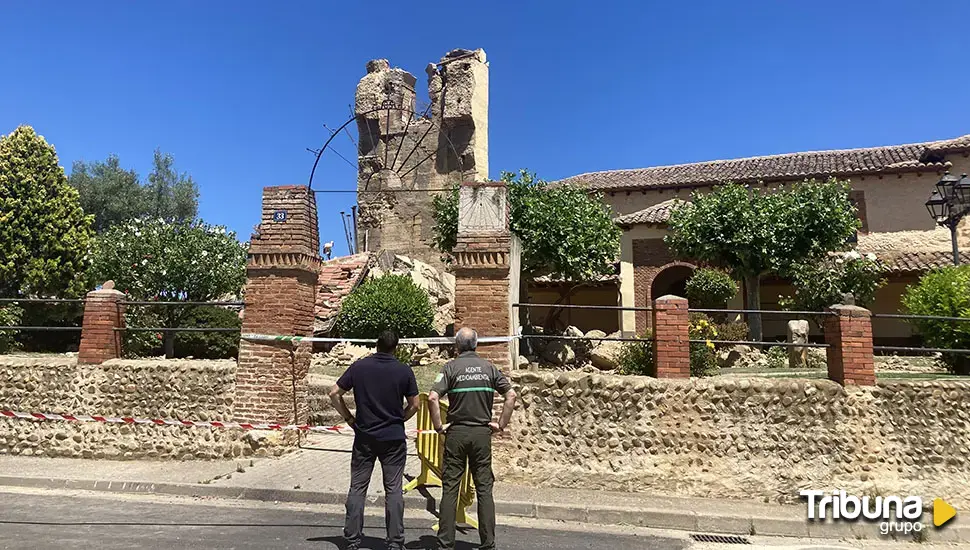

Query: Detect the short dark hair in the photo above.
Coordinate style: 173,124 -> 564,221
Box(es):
377,330 -> 399,353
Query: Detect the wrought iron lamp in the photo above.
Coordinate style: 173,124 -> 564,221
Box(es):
925,172 -> 969,265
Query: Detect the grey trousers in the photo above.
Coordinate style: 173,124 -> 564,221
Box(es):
343,435 -> 408,547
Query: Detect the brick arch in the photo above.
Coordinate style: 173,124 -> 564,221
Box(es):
632,237 -> 698,333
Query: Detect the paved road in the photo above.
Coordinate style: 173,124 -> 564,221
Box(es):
0,491 -> 687,550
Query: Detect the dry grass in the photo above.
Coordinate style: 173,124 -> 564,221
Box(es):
313,361 -> 446,393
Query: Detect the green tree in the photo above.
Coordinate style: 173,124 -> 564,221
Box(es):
70,149 -> 199,232
665,179 -> 860,341
685,268 -> 738,309
145,149 -> 198,222
335,274 -> 435,339
0,125 -> 94,298
68,154 -> 144,233
901,266 -> 970,375
431,170 -> 621,329
779,251 -> 887,315
88,218 -> 247,358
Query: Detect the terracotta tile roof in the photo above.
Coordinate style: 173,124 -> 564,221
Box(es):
314,252 -> 372,334
614,199 -> 686,227
557,134 -> 970,192
878,251 -> 970,274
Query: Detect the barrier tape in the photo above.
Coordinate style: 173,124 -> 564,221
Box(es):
241,333 -> 520,345
0,410 -> 438,436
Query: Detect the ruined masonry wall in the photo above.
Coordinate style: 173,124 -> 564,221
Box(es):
0,357 -> 251,460
494,372 -> 970,508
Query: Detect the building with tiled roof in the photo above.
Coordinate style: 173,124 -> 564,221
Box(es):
554,133 -> 970,344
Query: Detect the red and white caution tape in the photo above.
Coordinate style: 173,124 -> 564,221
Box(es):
0,410 -> 437,436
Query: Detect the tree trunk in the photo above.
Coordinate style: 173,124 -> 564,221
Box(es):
164,331 -> 175,359
744,274 -> 763,343
518,277 -> 532,357
542,283 -> 585,333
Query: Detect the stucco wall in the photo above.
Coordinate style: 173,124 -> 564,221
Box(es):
605,153 -> 970,256
494,371 -> 970,508
527,284 -> 619,334
0,357 -> 292,459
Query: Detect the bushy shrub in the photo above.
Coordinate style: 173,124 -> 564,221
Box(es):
393,344 -> 414,366
16,302 -> 84,353
616,331 -> 654,376
901,266 -> 970,374
715,320 -> 749,343
765,346 -> 788,369
689,313 -> 719,377
336,274 -> 435,339
779,250 -> 886,313
0,305 -> 23,354
685,268 -> 738,309
173,306 -> 242,359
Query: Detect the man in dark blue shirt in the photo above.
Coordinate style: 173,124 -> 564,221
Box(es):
330,330 -> 419,550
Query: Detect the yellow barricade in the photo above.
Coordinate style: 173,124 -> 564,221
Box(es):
404,392 -> 478,530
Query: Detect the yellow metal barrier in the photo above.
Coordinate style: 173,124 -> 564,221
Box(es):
404,392 -> 478,530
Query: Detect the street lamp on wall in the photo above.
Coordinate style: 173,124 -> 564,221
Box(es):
925,172 -> 969,266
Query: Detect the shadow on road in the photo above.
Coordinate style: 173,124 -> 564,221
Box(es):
308,534 -> 478,549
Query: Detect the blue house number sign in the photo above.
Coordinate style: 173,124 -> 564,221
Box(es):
273,210 -> 287,222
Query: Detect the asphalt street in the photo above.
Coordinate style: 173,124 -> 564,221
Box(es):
0,490 -> 688,550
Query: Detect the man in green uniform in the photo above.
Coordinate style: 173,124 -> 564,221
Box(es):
428,327 -> 517,550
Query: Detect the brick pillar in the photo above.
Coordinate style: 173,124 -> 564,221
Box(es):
235,186 -> 321,424
77,285 -> 126,365
453,181 -> 518,371
651,295 -> 690,378
824,304 -> 875,386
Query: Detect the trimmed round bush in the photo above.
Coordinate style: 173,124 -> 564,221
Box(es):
901,266 -> 970,374
685,268 -> 738,309
336,274 -> 435,339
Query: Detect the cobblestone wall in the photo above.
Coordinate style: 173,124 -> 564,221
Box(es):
0,356 -> 286,460
495,371 -> 970,508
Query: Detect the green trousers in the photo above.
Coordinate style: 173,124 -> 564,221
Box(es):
436,425 -> 496,550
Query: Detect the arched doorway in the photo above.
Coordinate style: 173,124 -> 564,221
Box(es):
651,264 -> 694,301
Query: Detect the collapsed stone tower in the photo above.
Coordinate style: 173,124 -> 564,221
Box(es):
355,48 -> 489,270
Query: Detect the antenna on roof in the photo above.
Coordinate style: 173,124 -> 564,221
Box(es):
339,211 -> 353,255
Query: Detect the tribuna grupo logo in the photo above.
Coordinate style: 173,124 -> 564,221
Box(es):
800,490 -> 957,536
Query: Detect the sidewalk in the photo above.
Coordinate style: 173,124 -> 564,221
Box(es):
0,432 -> 965,545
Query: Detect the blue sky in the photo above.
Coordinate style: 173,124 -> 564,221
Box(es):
2,1 -> 968,257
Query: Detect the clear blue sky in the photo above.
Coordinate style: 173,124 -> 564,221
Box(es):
3,1 -> 968,257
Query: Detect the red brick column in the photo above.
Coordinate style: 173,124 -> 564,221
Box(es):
824,304 -> 875,386
651,295 -> 690,378
235,186 -> 320,424
453,182 -> 517,372
78,286 -> 126,365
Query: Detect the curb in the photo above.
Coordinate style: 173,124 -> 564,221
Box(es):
0,476 -> 965,543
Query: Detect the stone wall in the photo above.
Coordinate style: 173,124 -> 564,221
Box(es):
495,371 -> 970,508
0,356 -> 284,459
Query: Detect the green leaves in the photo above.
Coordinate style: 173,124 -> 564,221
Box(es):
780,251 -> 887,313
430,169 -> 621,282
901,266 -> 970,374
685,268 -> 738,309
68,149 -> 200,233
335,274 -> 435,339
88,218 -> 247,303
666,179 -> 859,281
0,125 -> 94,298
